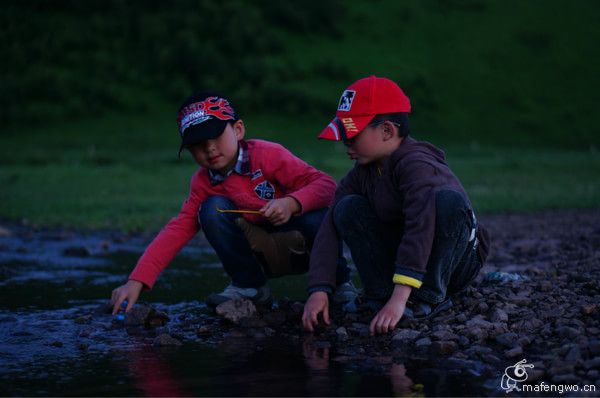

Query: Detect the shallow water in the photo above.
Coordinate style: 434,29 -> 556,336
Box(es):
0,227 -> 495,396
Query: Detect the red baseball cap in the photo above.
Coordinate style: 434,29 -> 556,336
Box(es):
319,76 -> 411,141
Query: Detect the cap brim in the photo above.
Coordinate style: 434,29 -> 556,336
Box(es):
178,119 -> 228,156
318,115 -> 373,141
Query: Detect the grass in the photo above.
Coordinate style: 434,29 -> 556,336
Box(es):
2,1 -> 600,230
1,105 -> 598,231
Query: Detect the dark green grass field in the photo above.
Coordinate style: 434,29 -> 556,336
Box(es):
1,105 -> 598,231
1,1 -> 599,231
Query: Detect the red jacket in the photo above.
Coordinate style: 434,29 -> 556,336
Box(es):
129,139 -> 336,288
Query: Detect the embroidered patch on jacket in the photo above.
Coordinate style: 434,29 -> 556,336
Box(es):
251,169 -> 263,180
337,90 -> 356,111
254,180 -> 275,200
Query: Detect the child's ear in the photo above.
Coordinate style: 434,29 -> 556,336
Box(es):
233,120 -> 246,140
381,121 -> 395,141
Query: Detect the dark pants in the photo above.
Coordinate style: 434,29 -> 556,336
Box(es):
332,190 -> 482,305
199,196 -> 350,289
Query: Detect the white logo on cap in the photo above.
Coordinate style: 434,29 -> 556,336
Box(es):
179,110 -> 210,136
337,90 -> 356,111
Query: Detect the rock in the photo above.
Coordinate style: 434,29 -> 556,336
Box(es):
495,332 -> 519,347
466,345 -> 493,357
431,330 -> 459,341
263,310 -> 286,327
510,318 -> 543,333
482,354 -> 501,364
581,304 -> 597,315
537,281 -> 552,292
93,301 -> 114,315
456,313 -> 467,323
477,302 -> 489,313
468,327 -> 487,341
490,308 -> 508,323
392,328 -> 421,342
506,294 -> 531,306
466,316 -> 494,330
588,340 -> 600,356
249,330 -> 266,340
556,326 -> 581,339
587,369 -> 599,379
78,328 -> 93,338
224,329 -> 247,339
432,341 -> 457,355
0,226 -> 13,237
146,310 -> 169,327
290,301 -> 304,315
446,357 -> 479,371
264,327 -> 275,337
350,323 -> 370,337
583,357 -> 600,369
488,323 -> 509,338
215,299 -> 257,324
518,335 -> 533,347
121,305 -> 168,327
314,340 -> 331,349
153,333 -> 182,346
336,327 -> 348,341
415,337 -> 432,348
74,315 -> 93,324
512,239 -> 538,254
564,346 -> 582,363
457,336 -> 470,347
196,326 -> 211,336
504,346 -> 523,358
123,306 -> 151,326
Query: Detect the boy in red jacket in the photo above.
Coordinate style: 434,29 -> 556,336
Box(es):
110,92 -> 356,313
302,76 -> 490,335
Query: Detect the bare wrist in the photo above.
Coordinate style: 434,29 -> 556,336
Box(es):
286,196 -> 301,214
392,283 -> 412,300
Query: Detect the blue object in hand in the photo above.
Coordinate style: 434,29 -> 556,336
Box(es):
115,299 -> 128,322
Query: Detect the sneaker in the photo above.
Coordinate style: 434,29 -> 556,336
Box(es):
333,281 -> 360,304
342,297 -> 386,313
206,283 -> 272,308
403,298 -> 453,319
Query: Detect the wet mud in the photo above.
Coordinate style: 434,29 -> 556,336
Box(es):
0,209 -> 599,396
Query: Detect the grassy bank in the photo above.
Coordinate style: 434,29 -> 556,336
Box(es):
1,106 -> 598,231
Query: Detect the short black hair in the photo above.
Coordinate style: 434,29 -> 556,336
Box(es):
368,113 -> 410,138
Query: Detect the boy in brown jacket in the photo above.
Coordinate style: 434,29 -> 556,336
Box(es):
302,76 -> 490,335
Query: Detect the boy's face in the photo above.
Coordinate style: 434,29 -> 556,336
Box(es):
343,122 -> 389,165
187,120 -> 245,173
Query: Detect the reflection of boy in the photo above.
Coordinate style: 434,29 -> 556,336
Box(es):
110,92 -> 356,314
303,76 -> 490,335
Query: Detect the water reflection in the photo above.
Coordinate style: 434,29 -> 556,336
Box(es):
112,334 -> 416,397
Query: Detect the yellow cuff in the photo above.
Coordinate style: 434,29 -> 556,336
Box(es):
392,274 -> 422,288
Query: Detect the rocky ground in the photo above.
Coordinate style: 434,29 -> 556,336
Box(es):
2,209 -> 600,396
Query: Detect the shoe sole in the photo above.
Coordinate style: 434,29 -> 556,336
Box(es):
405,298 -> 453,320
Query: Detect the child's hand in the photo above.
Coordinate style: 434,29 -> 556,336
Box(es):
110,280 -> 143,315
369,284 -> 412,335
302,291 -> 330,332
260,197 -> 300,226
